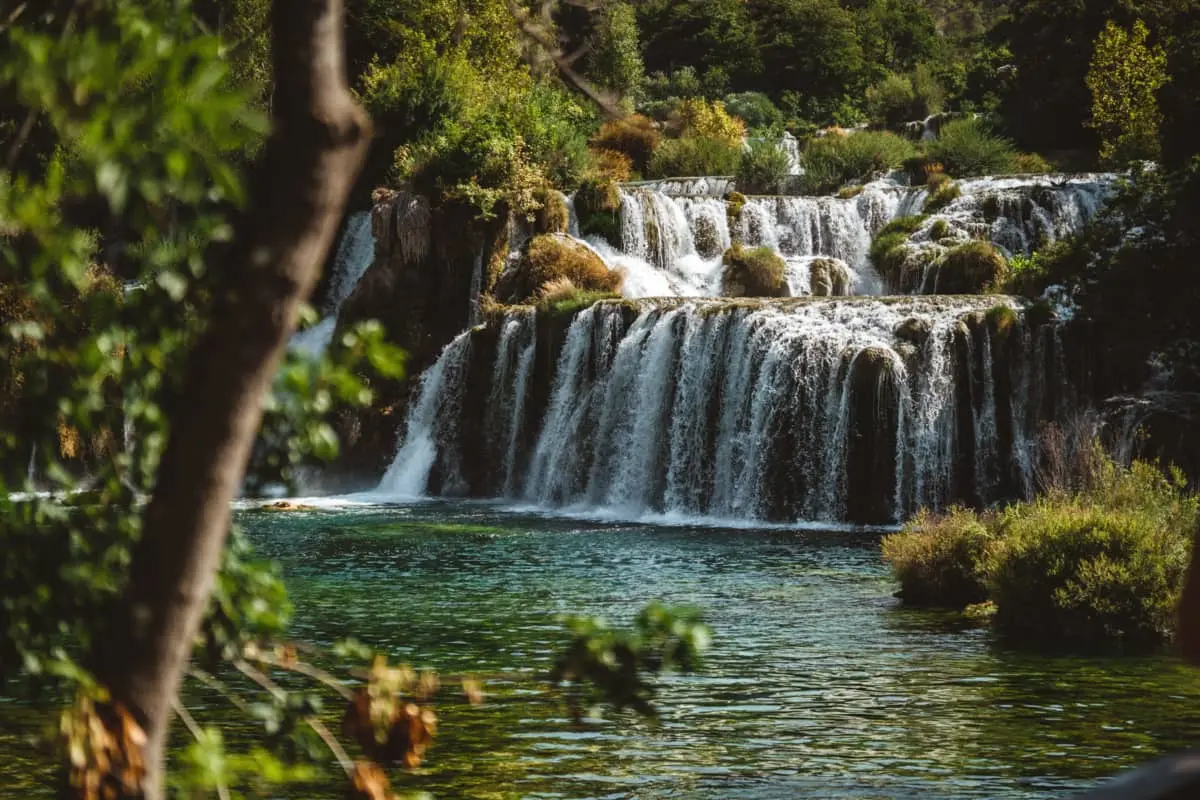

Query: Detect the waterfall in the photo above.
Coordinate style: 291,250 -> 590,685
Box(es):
291,211 -> 375,357
379,298 -> 1064,524
377,332 -> 472,498
564,174 -> 1115,301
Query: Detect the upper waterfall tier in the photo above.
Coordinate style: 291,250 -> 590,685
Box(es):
571,174 -> 1114,300
377,297 -> 1069,525
290,211 -> 375,358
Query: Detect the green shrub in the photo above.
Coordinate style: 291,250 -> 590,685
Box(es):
496,234 -> 622,304
737,139 -> 791,194
800,132 -> 917,194
877,216 -> 927,238
647,135 -> 742,178
536,278 -> 621,316
929,219 -> 951,240
592,114 -> 661,174
869,217 -> 926,288
987,503 -> 1190,650
923,175 -> 962,212
933,241 -> 1007,294
866,66 -> 944,130
575,177 -> 623,244
722,92 -> 785,131
926,118 -> 1017,177
721,244 -> 787,297
885,451 -> 1199,652
882,508 -> 993,607
1012,152 -> 1053,174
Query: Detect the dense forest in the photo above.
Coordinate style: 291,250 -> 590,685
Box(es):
5,0 -> 1200,798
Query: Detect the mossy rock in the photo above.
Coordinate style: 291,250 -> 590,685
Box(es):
924,176 -> 962,213
494,234 -> 621,304
533,187 -> 570,235
838,185 -> 864,199
894,317 -> 932,345
810,258 -> 853,297
692,214 -> 724,260
869,231 -> 912,288
932,241 -> 1008,294
726,191 -> 747,230
929,219 -> 951,241
985,304 -> 1019,340
721,244 -> 788,298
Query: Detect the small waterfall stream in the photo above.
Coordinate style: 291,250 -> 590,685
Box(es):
290,211 -> 375,358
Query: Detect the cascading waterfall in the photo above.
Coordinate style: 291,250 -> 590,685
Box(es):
377,332 -> 472,498
291,211 -> 375,357
572,174 -> 1110,300
381,298 -> 1065,524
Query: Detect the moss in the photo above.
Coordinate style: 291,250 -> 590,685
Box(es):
985,304 -> 1019,339
838,185 -> 864,199
494,234 -> 621,304
893,317 -> 932,345
725,191 -> 747,231
721,243 -> 788,298
533,187 -> 569,235
537,288 -> 622,317
1024,299 -> 1055,328
575,176 -> 622,245
876,215 -> 927,238
933,241 -> 1007,294
869,231 -> 913,287
929,219 -> 951,241
923,175 -> 961,213
810,258 -> 852,296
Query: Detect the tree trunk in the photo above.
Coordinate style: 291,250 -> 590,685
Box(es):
92,1 -> 370,796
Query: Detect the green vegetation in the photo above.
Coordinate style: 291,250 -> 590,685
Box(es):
1086,20 -> 1169,166
575,176 -> 624,244
866,66 -> 945,130
885,453 -> 1198,651
934,241 -> 1007,294
721,244 -> 788,297
648,135 -> 742,178
869,215 -> 927,288
496,235 -> 622,305
737,138 -> 793,194
592,114 -> 662,175
533,187 -> 570,235
923,174 -> 962,212
925,118 -> 1016,177
800,132 -> 917,194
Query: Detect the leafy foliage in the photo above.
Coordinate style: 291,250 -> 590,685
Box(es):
737,139 -> 793,194
648,136 -> 742,179
1086,20 -> 1168,166
925,118 -> 1016,177
800,131 -> 916,194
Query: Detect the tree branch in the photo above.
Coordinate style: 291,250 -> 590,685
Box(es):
94,1 -> 370,797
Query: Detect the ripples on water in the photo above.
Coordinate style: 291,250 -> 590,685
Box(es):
242,502 -> 1200,799
4,501 -> 1200,798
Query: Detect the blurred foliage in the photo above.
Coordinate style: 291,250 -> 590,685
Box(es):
1086,20 -> 1168,167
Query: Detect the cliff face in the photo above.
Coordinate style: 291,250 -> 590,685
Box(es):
327,192 -> 508,488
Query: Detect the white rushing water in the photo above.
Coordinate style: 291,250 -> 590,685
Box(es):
379,299 -> 1065,523
290,211 -> 375,358
569,174 -> 1112,300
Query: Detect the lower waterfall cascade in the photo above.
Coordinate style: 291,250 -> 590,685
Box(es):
369,172 -> 1114,524
377,298 -> 1069,524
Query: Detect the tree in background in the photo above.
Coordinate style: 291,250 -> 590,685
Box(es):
586,2 -> 646,111
1087,20 -> 1169,166
636,0 -> 762,93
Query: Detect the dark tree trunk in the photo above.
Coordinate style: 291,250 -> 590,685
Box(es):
92,1 -> 370,796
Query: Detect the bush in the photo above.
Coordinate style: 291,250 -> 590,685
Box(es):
721,244 -> 787,297
885,451 -> 1199,651
496,234 -> 622,304
1012,152 -> 1054,174
592,114 -> 661,174
647,136 -> 742,178
987,500 -> 1191,650
532,187 -> 570,235
932,241 -> 1007,294
722,92 -> 785,132
536,278 -> 621,316
589,148 -> 634,183
800,132 -> 917,194
869,216 -> 926,287
926,118 -> 1017,177
923,175 -> 962,212
882,508 -> 993,607
737,139 -> 791,194
929,219 -> 951,240
669,98 -> 747,146
575,177 -> 623,244
866,66 -> 945,130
